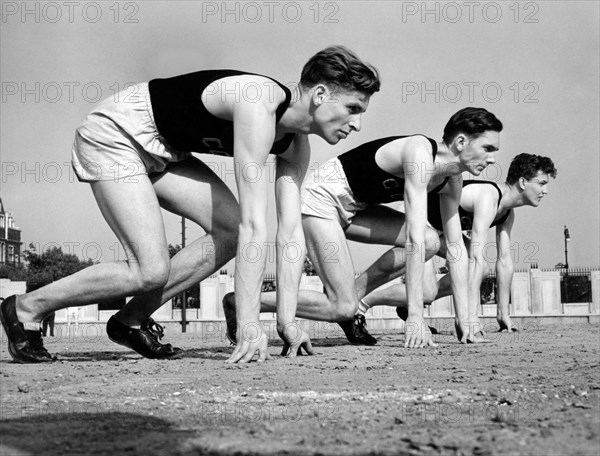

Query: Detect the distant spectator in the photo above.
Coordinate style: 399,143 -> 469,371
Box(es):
42,312 -> 56,337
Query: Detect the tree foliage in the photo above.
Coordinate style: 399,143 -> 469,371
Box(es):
24,245 -> 95,285
168,244 -> 183,259
1,243 -> 95,288
0,263 -> 28,281
303,256 -> 317,276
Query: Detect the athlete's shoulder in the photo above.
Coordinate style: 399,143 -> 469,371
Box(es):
385,134 -> 433,156
395,134 -> 432,147
399,135 -> 436,167
229,73 -> 288,105
464,180 -> 500,200
465,182 -> 501,220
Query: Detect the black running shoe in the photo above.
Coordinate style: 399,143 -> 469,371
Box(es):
221,292 -> 237,345
0,295 -> 54,363
338,314 -> 378,346
395,307 -> 439,335
106,316 -> 181,359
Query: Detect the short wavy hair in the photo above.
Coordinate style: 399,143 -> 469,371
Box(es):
506,153 -> 557,184
300,45 -> 381,95
443,107 -> 503,144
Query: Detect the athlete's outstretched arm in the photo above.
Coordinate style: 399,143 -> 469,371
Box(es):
467,189 -> 497,340
439,176 -> 469,343
400,137 -> 437,348
274,135 -> 315,358
495,210 -> 516,331
226,78 -> 283,364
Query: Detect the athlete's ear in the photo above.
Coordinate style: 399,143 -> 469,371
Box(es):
312,84 -> 328,106
518,176 -> 527,190
455,134 -> 468,152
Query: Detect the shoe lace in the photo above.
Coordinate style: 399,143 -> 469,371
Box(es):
354,314 -> 368,334
27,330 -> 51,355
142,318 -> 164,341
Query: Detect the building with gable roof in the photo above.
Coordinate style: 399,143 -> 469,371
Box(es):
0,197 -> 22,266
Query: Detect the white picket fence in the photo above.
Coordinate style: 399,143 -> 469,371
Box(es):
1,267 -> 599,334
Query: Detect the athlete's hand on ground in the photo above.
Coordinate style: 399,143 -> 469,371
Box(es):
278,322 -> 315,359
455,320 -> 468,344
404,316 -> 437,348
455,321 -> 491,344
497,316 -> 518,333
467,331 -> 491,343
467,324 -> 490,343
226,321 -> 270,364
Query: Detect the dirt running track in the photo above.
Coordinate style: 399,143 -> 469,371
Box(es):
1,323 -> 599,456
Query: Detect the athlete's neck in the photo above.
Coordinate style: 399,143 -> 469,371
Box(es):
277,85 -> 312,135
434,141 -> 466,175
498,182 -> 527,211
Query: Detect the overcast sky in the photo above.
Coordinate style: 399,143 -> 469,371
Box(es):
1,1 -> 598,273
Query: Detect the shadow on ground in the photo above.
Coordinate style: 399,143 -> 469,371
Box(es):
1,412 -> 176,455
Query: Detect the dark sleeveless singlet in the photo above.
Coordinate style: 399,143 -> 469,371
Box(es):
427,180 -> 512,231
148,69 -> 295,155
337,135 -> 448,204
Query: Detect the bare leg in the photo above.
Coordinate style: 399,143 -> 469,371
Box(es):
16,175 -> 170,324
115,157 -> 239,325
347,206 -> 440,299
258,289 -> 347,321
245,214 -> 373,345
260,205 -> 438,320
361,260 -> 445,308
291,215 -> 360,321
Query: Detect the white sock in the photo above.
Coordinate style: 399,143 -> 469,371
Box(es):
357,299 -> 370,315
23,322 -> 42,331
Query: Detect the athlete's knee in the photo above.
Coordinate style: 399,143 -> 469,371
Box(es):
207,218 -> 240,263
218,224 -> 239,259
424,230 -> 441,259
335,300 -> 359,320
134,260 -> 170,293
374,247 -> 405,275
423,280 -> 439,303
